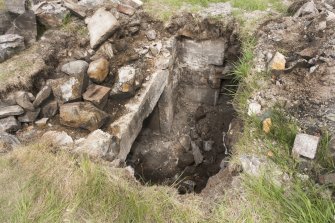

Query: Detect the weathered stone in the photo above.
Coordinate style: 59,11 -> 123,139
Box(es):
6,10 -> 37,45
121,0 -> 143,9
15,91 -> 35,111
87,58 -> 109,83
0,116 -> 20,132
50,74 -> 88,103
42,130 -> 73,147
0,12 -> 14,35
108,70 -> 169,161
74,129 -> 113,158
117,4 -> 135,16
179,39 -> 226,70
179,135 -> 191,151
33,2 -> 69,28
240,155 -> 267,176
4,0 -> 26,14
268,52 -> 286,71
27,92 -> 35,102
91,42 -> 114,60
35,117 -> 48,127
146,30 -> 157,41
292,133 -> 320,159
63,0 -> 87,18
203,140 -> 214,151
83,84 -> 111,109
0,34 -> 25,62
33,86 -> 52,107
110,65 -> 136,98
61,60 -> 89,76
86,8 -> 120,49
191,141 -> 203,165
248,102 -> 261,116
0,105 -> 24,118
41,100 -> 58,118
319,173 -> 335,185
0,132 -> 20,151
18,108 -> 40,123
60,102 -> 109,131
294,1 -> 319,17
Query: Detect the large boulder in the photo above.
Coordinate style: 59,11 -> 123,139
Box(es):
6,10 -> 37,45
61,60 -> 89,76
0,132 -> 20,152
41,131 -> 73,147
74,129 -> 114,158
14,91 -> 35,111
0,105 -> 24,118
0,34 -> 25,62
0,12 -> 15,35
0,116 -> 21,132
87,58 -> 110,83
4,0 -> 26,14
60,102 -> 109,131
83,84 -> 111,109
33,2 -> 68,28
33,86 -> 52,107
86,7 -> 120,49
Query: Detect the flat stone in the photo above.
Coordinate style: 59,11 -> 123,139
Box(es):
60,102 -> 109,131
74,129 -> 113,158
33,2 -> 69,28
83,84 -> 111,109
63,0 -> 87,18
268,52 -> 286,71
191,141 -> 203,165
87,58 -> 109,84
14,91 -> 35,111
292,133 -> 320,159
18,108 -> 40,123
61,60 -> 89,76
86,7 -> 120,49
41,100 -> 58,118
108,70 -> 169,161
0,34 -> 25,62
42,131 -> 73,147
33,86 -> 52,107
146,30 -> 157,41
4,0 -> 26,14
35,117 -> 48,127
0,116 -> 21,132
0,132 -> 20,151
110,65 -> 137,98
248,102 -> 261,116
5,10 -> 37,45
121,0 -> 143,9
117,4 -> 136,16
0,105 -> 24,118
50,74 -> 88,103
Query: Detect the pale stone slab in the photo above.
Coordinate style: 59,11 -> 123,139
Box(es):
292,133 -> 320,159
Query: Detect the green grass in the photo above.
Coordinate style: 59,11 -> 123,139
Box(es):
0,144 -> 203,222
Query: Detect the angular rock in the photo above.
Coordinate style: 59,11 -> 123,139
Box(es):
121,0 -> 143,9
86,8 -> 120,49
6,10 -> 37,45
0,34 -> 25,62
191,141 -> 203,165
91,42 -> 114,60
0,11 -> 14,35
50,74 -> 88,103
83,84 -> 111,109
18,108 -> 40,123
146,30 -> 157,41
33,2 -> 69,28
268,52 -> 286,71
33,86 -> 52,107
63,0 -> 87,18
4,0 -> 26,14
42,131 -> 73,147
61,60 -> 89,76
117,4 -> 135,16
292,133 -> 320,159
240,155 -> 267,176
15,91 -> 35,111
0,116 -> 21,132
319,173 -> 335,185
0,105 -> 24,118
35,117 -> 48,127
110,65 -> 137,98
74,129 -> 113,158
60,102 -> 109,131
0,132 -> 20,151
247,102 -> 261,116
179,135 -> 191,151
41,100 -> 58,118
87,58 -> 109,83
294,1 -> 319,17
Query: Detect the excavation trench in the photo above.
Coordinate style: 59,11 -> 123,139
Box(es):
127,34 -> 240,193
